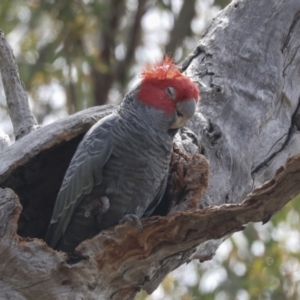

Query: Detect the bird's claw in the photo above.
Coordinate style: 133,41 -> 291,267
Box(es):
84,196 -> 110,218
98,196 -> 110,214
119,214 -> 143,233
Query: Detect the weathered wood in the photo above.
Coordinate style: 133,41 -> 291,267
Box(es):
184,0 -> 300,204
0,0 -> 300,299
1,153 -> 299,299
0,30 -> 38,140
182,0 -> 300,258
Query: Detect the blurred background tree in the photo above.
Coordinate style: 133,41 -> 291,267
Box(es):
1,1 -> 300,299
0,0 -> 225,131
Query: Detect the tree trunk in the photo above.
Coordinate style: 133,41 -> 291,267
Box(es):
1,0 -> 300,299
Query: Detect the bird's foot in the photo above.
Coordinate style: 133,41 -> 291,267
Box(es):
119,214 -> 143,233
98,196 -> 110,213
84,196 -> 110,218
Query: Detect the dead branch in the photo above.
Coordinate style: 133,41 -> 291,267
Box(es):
0,153 -> 299,299
0,30 -> 38,140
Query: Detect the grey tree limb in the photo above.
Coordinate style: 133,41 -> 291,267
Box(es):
180,0 -> 300,257
0,0 -> 300,299
0,152 -> 299,299
183,0 -> 300,204
0,30 -> 38,140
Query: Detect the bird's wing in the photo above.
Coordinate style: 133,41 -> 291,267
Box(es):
142,173 -> 168,217
45,114 -> 116,248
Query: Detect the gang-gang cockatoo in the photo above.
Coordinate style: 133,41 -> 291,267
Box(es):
45,57 -> 199,252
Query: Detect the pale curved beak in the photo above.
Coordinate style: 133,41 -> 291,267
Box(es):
170,98 -> 197,129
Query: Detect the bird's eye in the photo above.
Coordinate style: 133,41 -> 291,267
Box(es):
166,87 -> 176,100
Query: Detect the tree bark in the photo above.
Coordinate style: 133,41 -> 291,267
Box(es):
0,0 -> 300,299
0,30 -> 38,140
1,153 -> 299,299
181,0 -> 300,258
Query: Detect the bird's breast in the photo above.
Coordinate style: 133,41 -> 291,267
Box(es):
98,120 -> 173,223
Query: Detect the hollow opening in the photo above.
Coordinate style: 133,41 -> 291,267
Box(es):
0,134 -> 85,240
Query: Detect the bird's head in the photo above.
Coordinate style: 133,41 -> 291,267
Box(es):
137,56 -> 199,129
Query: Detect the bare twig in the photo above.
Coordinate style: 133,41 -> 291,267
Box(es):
0,30 -> 38,140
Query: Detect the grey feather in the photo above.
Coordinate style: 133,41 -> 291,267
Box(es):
45,114 -> 116,248
45,90 -> 177,252
142,174 -> 168,217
